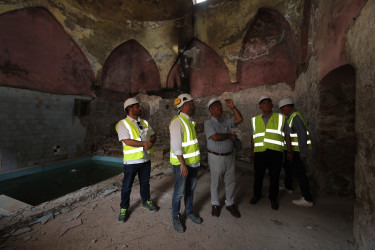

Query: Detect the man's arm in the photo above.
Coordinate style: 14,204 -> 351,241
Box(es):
170,119 -> 188,176
123,139 -> 152,150
293,116 -> 307,161
283,120 -> 293,161
225,99 -> 243,125
204,119 -> 236,142
210,133 -> 236,142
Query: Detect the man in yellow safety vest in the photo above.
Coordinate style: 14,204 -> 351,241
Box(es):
279,97 -> 313,207
250,95 -> 292,210
115,97 -> 158,223
170,93 -> 202,233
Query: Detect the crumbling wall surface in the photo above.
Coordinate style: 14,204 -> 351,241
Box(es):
193,0 -> 304,83
0,0 -> 194,87
237,8 -> 298,89
101,40 -> 161,94
293,57 -> 320,190
346,0 -> 375,248
0,7 -> 94,96
0,87 -> 89,171
166,39 -> 233,97
311,0 -> 367,80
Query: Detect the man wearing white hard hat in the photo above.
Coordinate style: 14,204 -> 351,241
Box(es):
169,93 -> 202,233
115,97 -> 158,223
204,98 -> 243,218
249,95 -> 292,210
278,97 -> 313,207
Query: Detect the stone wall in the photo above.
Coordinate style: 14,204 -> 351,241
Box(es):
346,0 -> 375,248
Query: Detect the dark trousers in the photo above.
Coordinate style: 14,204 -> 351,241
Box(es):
253,149 -> 283,202
283,152 -> 294,190
287,152 -> 313,202
120,161 -> 151,209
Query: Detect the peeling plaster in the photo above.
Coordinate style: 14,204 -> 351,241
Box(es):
225,31 -> 285,62
182,47 -> 201,67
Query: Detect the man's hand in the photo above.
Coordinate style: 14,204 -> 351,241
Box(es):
224,99 -> 235,108
143,141 -> 152,151
180,163 -> 188,177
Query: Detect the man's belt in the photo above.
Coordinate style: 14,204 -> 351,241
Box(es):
207,150 -> 232,156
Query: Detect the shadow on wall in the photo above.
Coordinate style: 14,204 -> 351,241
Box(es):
166,38 -> 234,97
101,39 -> 161,95
0,7 -> 94,96
318,64 -> 356,194
237,8 -> 298,89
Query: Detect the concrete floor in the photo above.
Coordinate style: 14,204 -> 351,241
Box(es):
1,160 -> 355,249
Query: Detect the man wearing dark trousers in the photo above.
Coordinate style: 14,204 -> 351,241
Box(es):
115,97 -> 158,223
250,95 -> 292,210
279,97 -> 313,207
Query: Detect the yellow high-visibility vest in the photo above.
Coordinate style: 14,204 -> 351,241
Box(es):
287,111 -> 312,151
251,113 -> 286,152
115,118 -> 154,162
169,114 -> 200,165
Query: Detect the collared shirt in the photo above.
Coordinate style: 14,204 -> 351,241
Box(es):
204,117 -> 235,154
117,115 -> 155,164
287,112 -> 307,157
170,112 -> 200,168
250,112 -> 290,135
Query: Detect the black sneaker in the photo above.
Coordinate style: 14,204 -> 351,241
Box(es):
142,200 -> 158,212
186,213 -> 202,224
118,208 -> 128,223
172,214 -> 184,233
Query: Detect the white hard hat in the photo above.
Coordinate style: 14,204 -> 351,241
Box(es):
207,98 -> 220,109
258,95 -> 271,104
278,97 -> 294,109
174,93 -> 193,109
124,97 -> 140,111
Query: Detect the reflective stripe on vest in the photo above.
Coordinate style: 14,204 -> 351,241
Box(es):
286,111 -> 312,151
115,118 -> 154,162
170,115 -> 200,165
252,113 -> 286,152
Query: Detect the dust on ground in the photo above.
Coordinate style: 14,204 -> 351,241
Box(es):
0,160 -> 355,249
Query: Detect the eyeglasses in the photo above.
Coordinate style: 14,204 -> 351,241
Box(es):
137,121 -> 144,130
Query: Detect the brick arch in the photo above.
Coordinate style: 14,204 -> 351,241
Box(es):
237,8 -> 297,89
0,7 -> 94,96
101,39 -> 161,94
166,38 -> 232,97
318,64 -> 356,194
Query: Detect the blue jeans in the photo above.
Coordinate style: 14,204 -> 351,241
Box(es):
172,164 -> 198,218
120,161 -> 151,209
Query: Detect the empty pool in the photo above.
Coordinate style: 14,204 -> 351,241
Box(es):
0,156 -> 123,206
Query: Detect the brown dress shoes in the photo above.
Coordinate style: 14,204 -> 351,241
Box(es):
226,205 -> 241,218
211,205 -> 220,217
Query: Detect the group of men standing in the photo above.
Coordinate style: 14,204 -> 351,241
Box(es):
115,93 -> 313,233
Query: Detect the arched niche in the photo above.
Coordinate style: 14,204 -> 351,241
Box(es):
0,7 -> 94,96
237,8 -> 297,89
166,38 -> 232,97
101,39 -> 161,95
318,64 -> 356,194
